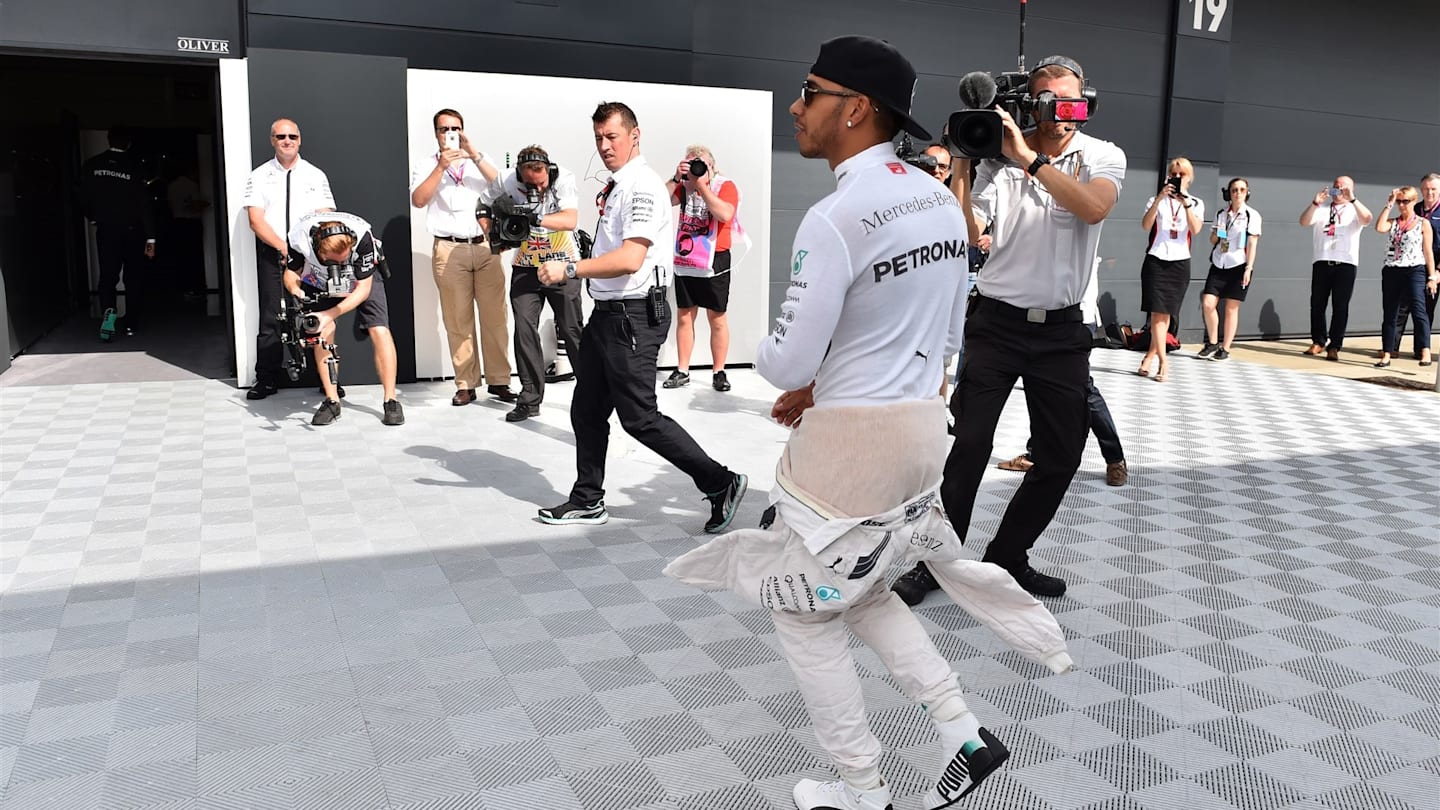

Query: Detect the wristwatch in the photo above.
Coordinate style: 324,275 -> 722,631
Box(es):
1026,154 -> 1051,176
564,262 -> 578,280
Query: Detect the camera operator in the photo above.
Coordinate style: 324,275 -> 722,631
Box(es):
534,102 -> 746,533
282,211 -> 403,427
477,145 -> 583,423
410,108 -> 515,406
662,145 -> 742,392
899,56 -> 1126,603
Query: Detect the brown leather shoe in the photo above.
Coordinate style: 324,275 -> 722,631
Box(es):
1303,344 -> 1324,356
1106,460 -> 1128,487
1326,347 -> 1339,362
452,389 -> 477,406
997,454 -> 1035,472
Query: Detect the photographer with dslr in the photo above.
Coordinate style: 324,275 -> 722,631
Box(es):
663,146 -> 742,392
282,211 -> 403,427
1137,157 -> 1203,380
899,55 -> 1126,602
476,145 -> 583,423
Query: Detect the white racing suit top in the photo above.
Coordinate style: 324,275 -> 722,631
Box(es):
666,398 -> 1073,676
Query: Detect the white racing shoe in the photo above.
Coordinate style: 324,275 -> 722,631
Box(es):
921,722 -> 1009,808
793,778 -> 892,810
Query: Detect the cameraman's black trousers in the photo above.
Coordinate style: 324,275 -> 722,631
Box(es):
568,298 -> 731,507
510,267 -> 584,408
254,242 -> 285,387
941,296 -> 1092,574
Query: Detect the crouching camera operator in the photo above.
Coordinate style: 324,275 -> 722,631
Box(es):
895,55 -> 1126,604
282,211 -> 404,427
476,145 -> 584,423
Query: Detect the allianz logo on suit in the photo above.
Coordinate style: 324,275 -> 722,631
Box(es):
175,37 -> 230,54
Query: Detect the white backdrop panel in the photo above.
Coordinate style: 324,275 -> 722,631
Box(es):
405,69 -> 772,380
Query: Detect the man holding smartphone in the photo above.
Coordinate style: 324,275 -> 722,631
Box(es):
1300,176 -> 1373,360
410,108 -> 515,405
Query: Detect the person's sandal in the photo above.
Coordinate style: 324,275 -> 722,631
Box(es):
996,454 -> 1034,472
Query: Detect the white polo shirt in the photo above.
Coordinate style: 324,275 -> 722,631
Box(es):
588,155 -> 673,301
1209,204 -> 1261,269
1310,201 -> 1365,265
1143,193 -> 1204,261
971,131 -> 1126,310
409,152 -> 492,239
757,143 -> 969,406
478,166 -> 581,267
241,156 -> 334,239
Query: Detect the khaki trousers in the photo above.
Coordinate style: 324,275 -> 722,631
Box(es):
432,238 -> 511,389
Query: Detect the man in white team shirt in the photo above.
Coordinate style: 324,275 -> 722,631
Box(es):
1300,175 -> 1373,360
535,102 -> 745,534
673,37 -> 1014,810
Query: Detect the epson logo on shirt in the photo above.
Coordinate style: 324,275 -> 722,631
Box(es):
860,190 -> 954,235
873,239 -> 964,283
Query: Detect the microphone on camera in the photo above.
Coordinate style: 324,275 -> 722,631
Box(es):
958,71 -> 998,110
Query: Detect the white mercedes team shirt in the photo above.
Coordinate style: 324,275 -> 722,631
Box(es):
757,143 -> 969,406
589,156 -> 673,301
971,131 -> 1126,310
241,156 -> 334,240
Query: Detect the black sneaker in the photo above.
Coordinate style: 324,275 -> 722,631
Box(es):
1197,342 -> 1219,359
704,473 -> 748,533
538,500 -> 609,525
663,370 -> 691,389
505,403 -> 539,423
246,382 -> 279,401
893,563 -> 941,606
312,399 -> 341,426
488,385 -> 519,403
712,371 -> 731,392
1010,566 -> 1066,598
382,399 -> 404,426
1212,348 -> 1231,361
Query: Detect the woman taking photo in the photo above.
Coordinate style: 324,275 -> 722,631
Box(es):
1198,178 -> 1262,361
1137,157 -> 1204,381
1374,185 -> 1436,368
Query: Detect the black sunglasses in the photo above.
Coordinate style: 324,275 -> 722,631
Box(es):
1396,197 -> 1417,204
272,133 -> 299,141
800,81 -> 859,106
436,126 -> 462,133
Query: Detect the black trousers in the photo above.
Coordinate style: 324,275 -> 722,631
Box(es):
1021,376 -> 1124,465
568,298 -> 730,506
941,298 -> 1092,573
1310,261 -> 1357,350
510,267 -> 584,408
254,242 -> 285,386
1393,288 -> 1438,354
96,225 -> 149,327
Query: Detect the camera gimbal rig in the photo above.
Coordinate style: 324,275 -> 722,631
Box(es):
278,293 -> 340,386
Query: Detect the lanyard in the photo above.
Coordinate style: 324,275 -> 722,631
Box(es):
1167,198 -> 1183,229
1391,215 -> 1418,254
1225,207 -> 1246,237
1423,198 -> 1440,219
441,153 -> 465,185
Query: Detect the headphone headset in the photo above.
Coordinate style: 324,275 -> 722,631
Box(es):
516,147 -> 559,188
309,222 -> 358,264
1221,178 -> 1252,203
1033,55 -> 1099,115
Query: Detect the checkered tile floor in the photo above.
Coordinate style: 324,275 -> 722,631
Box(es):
1,349 -> 1437,809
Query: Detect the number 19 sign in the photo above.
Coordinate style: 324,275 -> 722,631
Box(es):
1182,0 -> 1233,40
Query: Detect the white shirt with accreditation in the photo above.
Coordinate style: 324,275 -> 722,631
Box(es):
1210,204 -> 1262,269
241,156 -> 334,241
409,152 -> 492,239
971,131 -> 1126,310
1310,201 -> 1365,265
757,143 -> 969,406
588,156 -> 673,301
1143,193 -> 1205,261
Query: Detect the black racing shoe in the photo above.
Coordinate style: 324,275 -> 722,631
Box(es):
712,370 -> 731,392
538,500 -> 609,525
1212,348 -> 1231,361
1010,566 -> 1066,598
382,399 -> 405,426
704,473 -> 748,533
662,370 -> 691,389
893,563 -> 941,606
312,398 -> 342,426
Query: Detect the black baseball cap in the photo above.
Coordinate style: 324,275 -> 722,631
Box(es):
809,35 -> 930,141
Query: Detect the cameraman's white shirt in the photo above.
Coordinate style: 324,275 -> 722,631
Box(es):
757,143 -> 969,406
479,167 -> 580,267
589,156 -> 673,301
285,211 -> 379,294
409,152 -> 491,239
971,131 -> 1126,310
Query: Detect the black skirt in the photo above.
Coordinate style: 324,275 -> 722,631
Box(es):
1140,254 -> 1191,316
